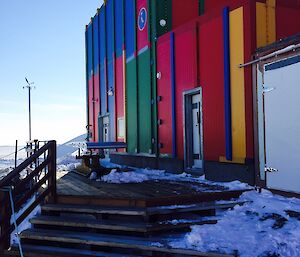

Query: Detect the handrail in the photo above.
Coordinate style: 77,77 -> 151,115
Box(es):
0,140 -> 57,252
0,141 -> 52,187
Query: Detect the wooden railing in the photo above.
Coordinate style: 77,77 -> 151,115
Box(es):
0,140 -> 56,251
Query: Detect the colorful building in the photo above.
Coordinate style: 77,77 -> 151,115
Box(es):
86,0 -> 300,191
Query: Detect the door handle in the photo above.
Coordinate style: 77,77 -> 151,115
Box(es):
263,87 -> 276,94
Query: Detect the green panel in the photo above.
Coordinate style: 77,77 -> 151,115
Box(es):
126,59 -> 138,153
155,0 -> 172,37
199,0 -> 205,15
137,50 -> 152,154
149,0 -> 158,155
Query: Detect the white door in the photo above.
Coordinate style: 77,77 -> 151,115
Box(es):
264,57 -> 300,193
192,94 -> 203,169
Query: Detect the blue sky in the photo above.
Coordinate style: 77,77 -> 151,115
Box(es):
0,0 -> 103,145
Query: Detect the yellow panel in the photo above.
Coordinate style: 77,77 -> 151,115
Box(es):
266,0 -> 276,44
229,7 -> 246,161
256,2 -> 267,48
256,1 -> 276,48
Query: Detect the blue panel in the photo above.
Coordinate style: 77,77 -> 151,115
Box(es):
265,55 -> 300,71
99,6 -> 107,116
87,23 -> 93,80
125,0 -> 135,61
170,32 -> 177,158
99,7 -> 106,65
107,59 -> 115,141
106,0 -> 115,60
115,0 -> 124,58
223,7 -> 232,161
93,14 -> 100,74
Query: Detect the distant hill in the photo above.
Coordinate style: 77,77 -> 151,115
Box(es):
57,134 -> 86,159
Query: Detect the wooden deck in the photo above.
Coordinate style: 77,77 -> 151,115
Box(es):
57,171 -> 247,207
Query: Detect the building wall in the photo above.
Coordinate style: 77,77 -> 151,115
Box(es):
86,0 -> 300,183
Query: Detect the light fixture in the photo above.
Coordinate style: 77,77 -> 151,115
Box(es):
108,87 -> 114,96
160,19 -> 167,27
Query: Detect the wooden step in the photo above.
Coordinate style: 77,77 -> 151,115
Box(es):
5,244 -> 138,257
147,201 -> 249,215
41,201 -> 247,217
41,204 -> 147,216
20,229 -> 235,257
30,215 -> 217,233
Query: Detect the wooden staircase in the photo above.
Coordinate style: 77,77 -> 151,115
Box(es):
4,200 -> 245,257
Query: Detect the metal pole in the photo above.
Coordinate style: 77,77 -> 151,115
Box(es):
28,86 -> 31,141
14,140 -> 18,168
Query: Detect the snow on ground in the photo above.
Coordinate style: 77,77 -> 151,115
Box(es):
169,189 -> 300,257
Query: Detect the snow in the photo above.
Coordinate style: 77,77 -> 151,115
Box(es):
169,189 -> 300,257
10,196 -> 41,245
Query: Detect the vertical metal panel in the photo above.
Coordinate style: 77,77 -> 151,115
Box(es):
87,22 -> 95,142
93,13 -> 100,142
115,0 -> 124,58
99,6 -> 107,117
198,16 -> 226,161
243,1 -> 256,159
136,0 -> 149,54
116,56 -> 124,141
85,27 -> 89,139
137,50 -> 152,153
106,0 -> 116,141
126,59 -> 138,153
149,0 -> 158,156
157,34 -> 172,156
203,0 -> 232,14
276,3 -> 300,40
170,32 -> 176,158
172,0 -> 198,29
156,0 -> 172,37
125,0 -> 136,60
223,7 -> 232,161
174,23 -> 197,159
229,7 -> 246,162
199,0 -> 205,15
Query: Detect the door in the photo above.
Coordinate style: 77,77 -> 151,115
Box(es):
192,94 -> 202,169
263,56 -> 300,193
184,88 -> 203,172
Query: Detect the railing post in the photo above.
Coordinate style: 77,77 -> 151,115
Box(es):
48,140 -> 57,203
0,191 -> 11,251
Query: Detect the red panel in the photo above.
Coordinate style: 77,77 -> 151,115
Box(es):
157,35 -> 172,155
115,56 -> 124,142
243,1 -> 256,159
276,6 -> 300,40
136,0 -> 149,53
198,16 -> 226,161
88,77 -> 95,142
172,0 -> 198,29
175,23 -> 198,159
93,73 -> 100,142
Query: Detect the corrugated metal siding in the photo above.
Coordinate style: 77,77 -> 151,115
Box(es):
137,50 -> 152,154
157,35 -> 172,156
93,13 -> 100,142
136,0 -> 149,53
106,0 -> 116,141
174,23 -> 198,159
172,0 -> 199,28
198,16 -> 226,161
126,59 -> 138,153
87,23 -> 95,142
99,7 -> 107,116
125,0 -> 136,60
156,0 -> 172,37
115,0 -> 124,58
116,56 -> 124,141
276,4 -> 300,40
